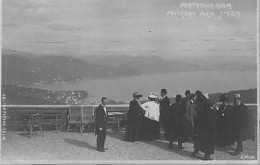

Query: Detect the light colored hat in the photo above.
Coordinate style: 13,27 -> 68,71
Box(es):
148,92 -> 158,99
203,93 -> 209,99
234,94 -> 242,99
133,91 -> 142,98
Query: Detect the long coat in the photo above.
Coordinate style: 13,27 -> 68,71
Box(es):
95,104 -> 108,135
193,99 -> 217,154
159,96 -> 171,140
124,99 -> 144,142
185,100 -> 197,138
168,102 -> 189,143
233,103 -> 252,141
216,103 -> 234,145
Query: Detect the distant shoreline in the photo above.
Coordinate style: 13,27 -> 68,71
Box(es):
21,70 -> 257,103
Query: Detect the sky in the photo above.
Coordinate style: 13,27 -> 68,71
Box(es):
2,0 -> 258,63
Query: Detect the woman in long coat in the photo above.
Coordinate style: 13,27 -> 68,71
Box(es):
193,92 -> 217,160
168,95 -> 189,149
124,92 -> 144,142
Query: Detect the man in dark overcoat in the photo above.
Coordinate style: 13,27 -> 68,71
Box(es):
232,94 -> 251,155
169,94 -> 189,149
124,92 -> 144,142
159,89 -> 171,141
216,94 -> 234,146
193,92 -> 217,160
95,97 -> 108,152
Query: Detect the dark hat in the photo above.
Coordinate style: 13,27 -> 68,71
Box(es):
190,93 -> 196,99
101,96 -> 107,100
219,94 -> 229,102
195,90 -> 202,96
185,90 -> 191,96
161,89 -> 168,94
133,91 -> 142,98
175,94 -> 182,102
234,94 -> 242,99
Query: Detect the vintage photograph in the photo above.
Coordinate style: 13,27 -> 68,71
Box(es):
1,0 -> 259,164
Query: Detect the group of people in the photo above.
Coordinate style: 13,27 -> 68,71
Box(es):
122,89 -> 254,160
94,89 -> 254,160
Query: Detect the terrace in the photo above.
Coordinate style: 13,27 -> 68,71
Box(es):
0,103 -> 258,163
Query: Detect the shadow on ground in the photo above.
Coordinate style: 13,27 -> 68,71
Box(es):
106,130 -> 199,160
63,138 -> 96,151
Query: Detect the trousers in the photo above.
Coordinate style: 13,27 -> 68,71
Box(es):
96,129 -> 106,150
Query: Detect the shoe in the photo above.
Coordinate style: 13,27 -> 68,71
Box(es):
203,156 -> 212,160
192,150 -> 198,157
97,149 -> 105,152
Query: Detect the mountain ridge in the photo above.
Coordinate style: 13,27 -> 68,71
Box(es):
2,48 -> 256,85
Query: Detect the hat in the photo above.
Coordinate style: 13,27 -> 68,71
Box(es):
101,96 -> 107,100
220,94 -> 229,102
161,89 -> 168,94
203,93 -> 209,99
148,93 -> 158,99
234,94 -> 242,99
190,93 -> 196,99
175,94 -> 182,102
133,91 -> 142,98
185,90 -> 191,96
195,90 -> 202,96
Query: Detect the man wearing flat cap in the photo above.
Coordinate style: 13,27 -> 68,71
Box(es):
124,92 -> 144,142
232,94 -> 251,155
158,89 -> 171,141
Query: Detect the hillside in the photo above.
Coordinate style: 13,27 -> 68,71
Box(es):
2,48 -> 256,85
2,84 -> 257,105
2,54 -> 141,85
1,84 -> 88,105
209,88 -> 257,103
92,55 -> 205,74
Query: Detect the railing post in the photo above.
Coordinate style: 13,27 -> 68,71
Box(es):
92,106 -> 95,133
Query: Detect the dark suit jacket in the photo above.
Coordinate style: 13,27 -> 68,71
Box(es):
233,103 -> 251,141
159,96 -> 170,116
95,104 -> 108,134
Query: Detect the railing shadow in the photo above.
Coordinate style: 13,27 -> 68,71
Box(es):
214,143 -> 236,155
63,138 -> 96,151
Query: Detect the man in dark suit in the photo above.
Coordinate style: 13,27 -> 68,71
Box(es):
232,94 -> 251,155
95,97 -> 108,152
159,89 -> 171,144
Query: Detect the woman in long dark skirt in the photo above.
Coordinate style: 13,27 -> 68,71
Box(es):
142,93 -> 160,141
124,92 -> 144,142
141,93 -> 160,141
